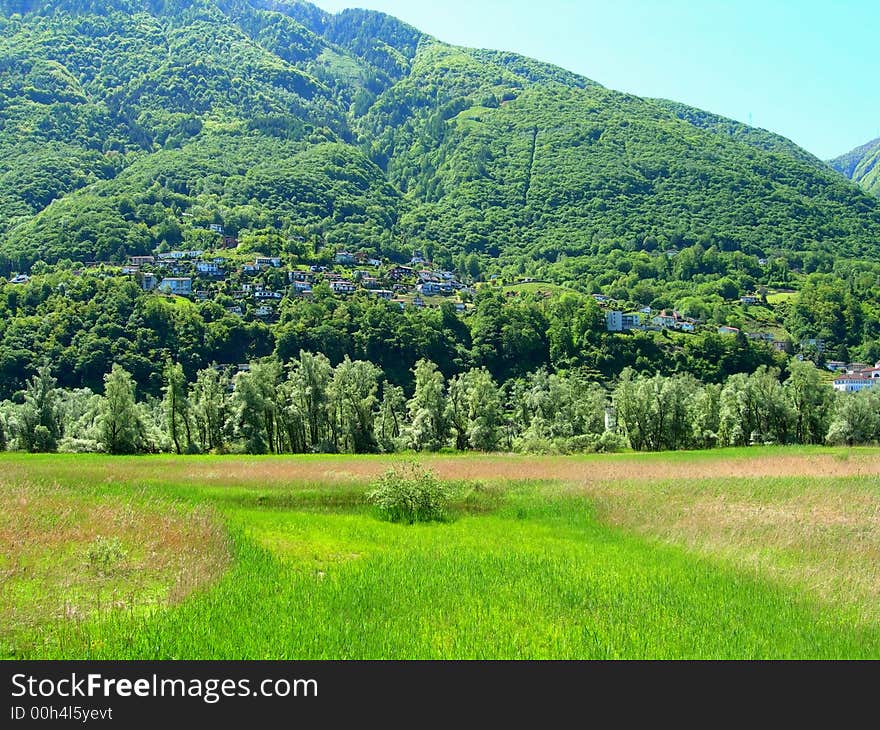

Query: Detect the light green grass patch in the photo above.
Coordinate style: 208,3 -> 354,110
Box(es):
766,291 -> 799,305
44,498 -> 880,660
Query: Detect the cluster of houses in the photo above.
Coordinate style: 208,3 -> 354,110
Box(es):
604,308 -> 695,335
830,362 -> 880,392
122,248 -> 475,321
604,307 -> 790,352
4,235 -> 821,362
601,294 -> 790,352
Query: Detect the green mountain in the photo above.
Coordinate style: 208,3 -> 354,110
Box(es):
830,138 -> 880,198
2,0 -> 880,271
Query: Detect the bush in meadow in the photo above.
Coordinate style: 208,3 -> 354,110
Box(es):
367,462 -> 454,524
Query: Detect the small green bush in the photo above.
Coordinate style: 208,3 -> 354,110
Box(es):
367,462 -> 454,524
593,431 -> 628,453
87,536 -> 128,575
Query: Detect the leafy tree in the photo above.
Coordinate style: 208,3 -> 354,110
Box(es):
463,367 -> 503,452
446,371 -> 471,452
547,293 -> 602,368
230,359 -> 283,455
97,364 -> 144,454
15,364 -> 62,452
375,382 -> 406,453
190,366 -> 230,453
690,383 -> 721,448
785,360 -> 833,445
612,368 -> 648,451
289,350 -> 332,451
719,367 -> 794,446
446,367 -> 503,452
162,359 -> 192,454
826,390 -> 880,446
328,357 -> 382,453
612,370 -> 698,451
406,359 -> 448,452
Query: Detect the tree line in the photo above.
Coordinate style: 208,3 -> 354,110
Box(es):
0,355 -> 875,455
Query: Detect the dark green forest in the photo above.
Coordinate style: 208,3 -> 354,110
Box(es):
0,268 -> 789,400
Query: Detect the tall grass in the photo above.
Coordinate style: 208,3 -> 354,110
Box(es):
20,494 -> 880,660
4,451 -> 880,659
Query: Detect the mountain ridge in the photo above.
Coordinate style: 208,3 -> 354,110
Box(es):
830,138 -> 880,198
1,0 -> 879,272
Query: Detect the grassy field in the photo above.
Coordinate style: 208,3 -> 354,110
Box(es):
765,290 -> 799,305
2,448 -> 880,659
502,281 -> 572,296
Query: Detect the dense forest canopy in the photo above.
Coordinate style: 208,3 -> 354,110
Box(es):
2,0 -> 880,272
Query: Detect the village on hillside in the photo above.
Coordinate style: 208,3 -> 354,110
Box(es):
4,219 -> 852,387
124,244 -> 477,320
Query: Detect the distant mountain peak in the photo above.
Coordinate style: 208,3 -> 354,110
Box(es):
830,138 -> 880,197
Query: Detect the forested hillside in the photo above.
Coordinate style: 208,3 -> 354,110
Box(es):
830,138 -> 880,198
2,0 -> 880,274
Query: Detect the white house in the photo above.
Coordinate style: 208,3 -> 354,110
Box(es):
652,312 -> 677,329
606,311 -> 642,332
330,280 -> 356,295
832,362 -> 880,392
158,250 -> 202,261
606,310 -> 623,332
255,257 -> 282,269
255,290 -> 282,301
196,261 -> 222,275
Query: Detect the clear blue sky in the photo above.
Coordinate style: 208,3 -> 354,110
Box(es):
314,0 -> 879,160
